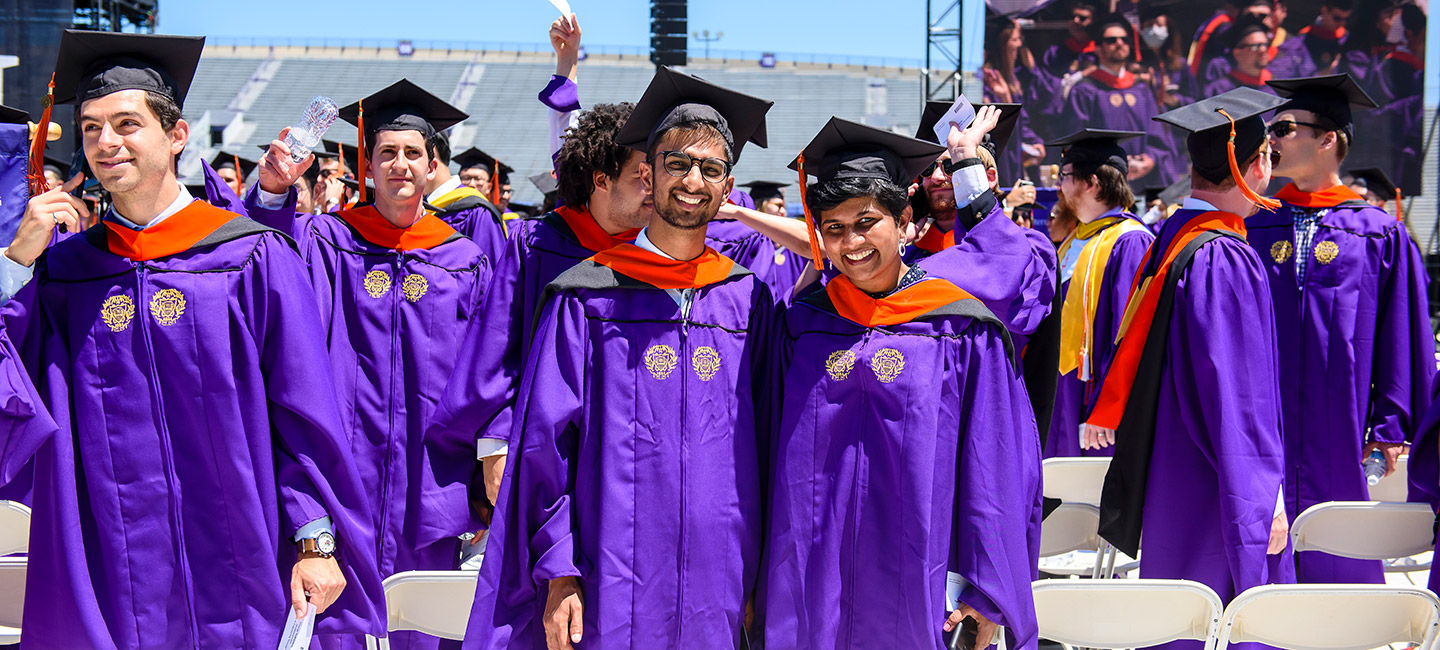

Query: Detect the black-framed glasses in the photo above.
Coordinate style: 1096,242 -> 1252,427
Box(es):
655,150 -> 731,183
1267,120 -> 1328,137
1101,36 -> 1128,45
922,161 -> 942,177
1235,42 -> 1270,53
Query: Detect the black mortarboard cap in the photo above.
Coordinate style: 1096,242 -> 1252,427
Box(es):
1266,74 -> 1376,138
1223,14 -> 1271,51
788,117 -> 946,186
210,151 -> 258,181
1347,167 -> 1396,198
322,139 -> 358,172
915,101 -> 1021,157
614,66 -> 773,162
337,79 -> 467,140
1047,128 -> 1142,176
530,170 -> 559,196
741,180 -> 789,202
1154,87 -> 1286,184
1158,173 -> 1191,205
52,30 -> 205,106
1139,0 -> 1184,22
0,105 -> 29,125
452,147 -> 514,176
1089,13 -> 1139,61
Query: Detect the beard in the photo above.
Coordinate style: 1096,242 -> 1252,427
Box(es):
654,190 -> 716,230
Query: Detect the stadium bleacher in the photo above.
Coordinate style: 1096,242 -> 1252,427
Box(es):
183,46 -> 924,204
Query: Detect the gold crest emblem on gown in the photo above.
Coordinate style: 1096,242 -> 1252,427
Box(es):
1314,240 -> 1339,265
826,350 -> 857,381
644,344 -> 678,380
364,269 -> 391,298
692,346 -> 722,381
1270,240 -> 1294,264
100,295 -> 135,332
149,289 -> 186,326
1125,94 -> 1137,107
1109,94 -> 1123,107
871,348 -> 906,384
402,274 -> 429,303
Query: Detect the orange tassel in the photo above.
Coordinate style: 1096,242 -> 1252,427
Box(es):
337,142 -> 347,176
27,74 -> 55,196
796,153 -> 824,268
1395,188 -> 1403,222
491,159 -> 501,208
357,99 -> 368,205
231,153 -> 243,195
1216,108 -> 1281,212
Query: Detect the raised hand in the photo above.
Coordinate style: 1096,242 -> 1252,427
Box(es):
258,127 -> 316,195
948,104 -> 1001,162
8,174 -> 88,267
550,14 -> 582,81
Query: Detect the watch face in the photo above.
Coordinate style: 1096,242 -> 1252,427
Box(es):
317,532 -> 336,555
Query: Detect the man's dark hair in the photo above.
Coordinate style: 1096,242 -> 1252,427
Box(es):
1071,164 -> 1136,210
1071,1 -> 1098,13
805,177 -> 910,221
1323,0 -> 1355,11
429,131 -> 452,166
1400,4 -> 1425,35
554,102 -> 636,208
648,121 -> 734,165
144,91 -> 182,131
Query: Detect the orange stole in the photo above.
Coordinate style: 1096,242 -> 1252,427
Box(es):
826,275 -> 975,328
555,205 -> 640,253
105,200 -> 239,261
589,243 -> 735,290
335,205 -> 456,251
1085,211 -> 1247,429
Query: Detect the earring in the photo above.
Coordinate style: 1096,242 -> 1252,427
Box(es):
898,241 -> 907,255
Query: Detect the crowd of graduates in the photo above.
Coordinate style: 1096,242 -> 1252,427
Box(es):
0,4 -> 1434,649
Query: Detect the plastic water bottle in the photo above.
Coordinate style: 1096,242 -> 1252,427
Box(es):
280,96 -> 339,163
1364,449 -> 1386,487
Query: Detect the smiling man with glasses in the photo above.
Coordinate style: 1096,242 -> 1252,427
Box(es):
1246,74 -> 1435,587
1204,15 -> 1279,96
463,66 -> 775,650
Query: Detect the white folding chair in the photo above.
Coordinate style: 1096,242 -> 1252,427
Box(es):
0,556 -> 26,644
1216,584 -> 1440,650
1290,501 -> 1434,572
1039,503 -> 1104,577
1032,578 -> 1222,650
1040,459 -> 1136,577
1367,455 -> 1410,503
0,500 -> 31,557
366,571 -> 479,650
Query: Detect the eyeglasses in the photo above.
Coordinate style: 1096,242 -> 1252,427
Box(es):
1072,13 -> 1092,23
654,150 -> 731,183
1267,120 -> 1328,137
922,161 -> 942,177
1235,42 -> 1270,53
1101,36 -> 1128,45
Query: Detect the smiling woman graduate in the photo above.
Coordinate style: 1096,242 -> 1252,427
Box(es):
764,117 -> 1040,650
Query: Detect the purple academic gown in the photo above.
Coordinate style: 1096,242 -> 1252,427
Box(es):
427,211 -> 636,500
706,217 -> 807,301
0,122 -> 27,244
1406,379 -> 1440,593
435,192 -> 509,265
463,248 -> 776,649
247,189 -> 490,649
1065,75 -> 1179,188
764,277 -> 1040,649
1131,208 -> 1295,645
1045,213 -> 1153,459
0,208 -> 385,648
1245,197 -> 1434,584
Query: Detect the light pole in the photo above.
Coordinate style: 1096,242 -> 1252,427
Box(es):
692,29 -> 723,60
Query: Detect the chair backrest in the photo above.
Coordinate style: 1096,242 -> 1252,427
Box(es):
1032,579 -> 1222,650
1290,501 -> 1435,560
1367,455 -> 1409,502
1042,458 -> 1111,505
0,501 -> 30,557
1039,503 -> 1102,558
1216,584 -> 1440,650
0,556 -> 26,631
381,571 -> 479,641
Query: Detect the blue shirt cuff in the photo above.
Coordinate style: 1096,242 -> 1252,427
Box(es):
294,516 -> 333,543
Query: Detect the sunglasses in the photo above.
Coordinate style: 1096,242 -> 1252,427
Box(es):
1101,36 -> 1128,45
654,151 -> 731,183
1235,42 -> 1270,52
1267,120 -> 1328,137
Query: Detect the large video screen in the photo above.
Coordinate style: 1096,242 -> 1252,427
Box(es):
982,0 -> 1426,198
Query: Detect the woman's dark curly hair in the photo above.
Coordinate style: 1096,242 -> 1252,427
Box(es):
554,102 -> 637,209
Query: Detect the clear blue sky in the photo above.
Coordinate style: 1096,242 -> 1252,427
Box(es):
157,0 -> 932,62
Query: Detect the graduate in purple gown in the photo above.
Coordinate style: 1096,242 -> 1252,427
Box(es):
1042,129 -> 1153,459
1267,0 -> 1352,79
765,116 -> 1039,650
1334,0 -> 1401,101
1064,15 -> 1177,189
463,66 -> 774,650
426,100 -> 651,538
445,145 -> 511,259
1088,89 -> 1295,638
0,105 -> 31,250
1201,16 -> 1279,97
0,30 -> 383,648
246,79 -> 491,649
1376,5 -> 1424,103
1249,74 -> 1434,585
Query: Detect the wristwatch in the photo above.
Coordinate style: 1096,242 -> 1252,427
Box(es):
297,531 -> 336,559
